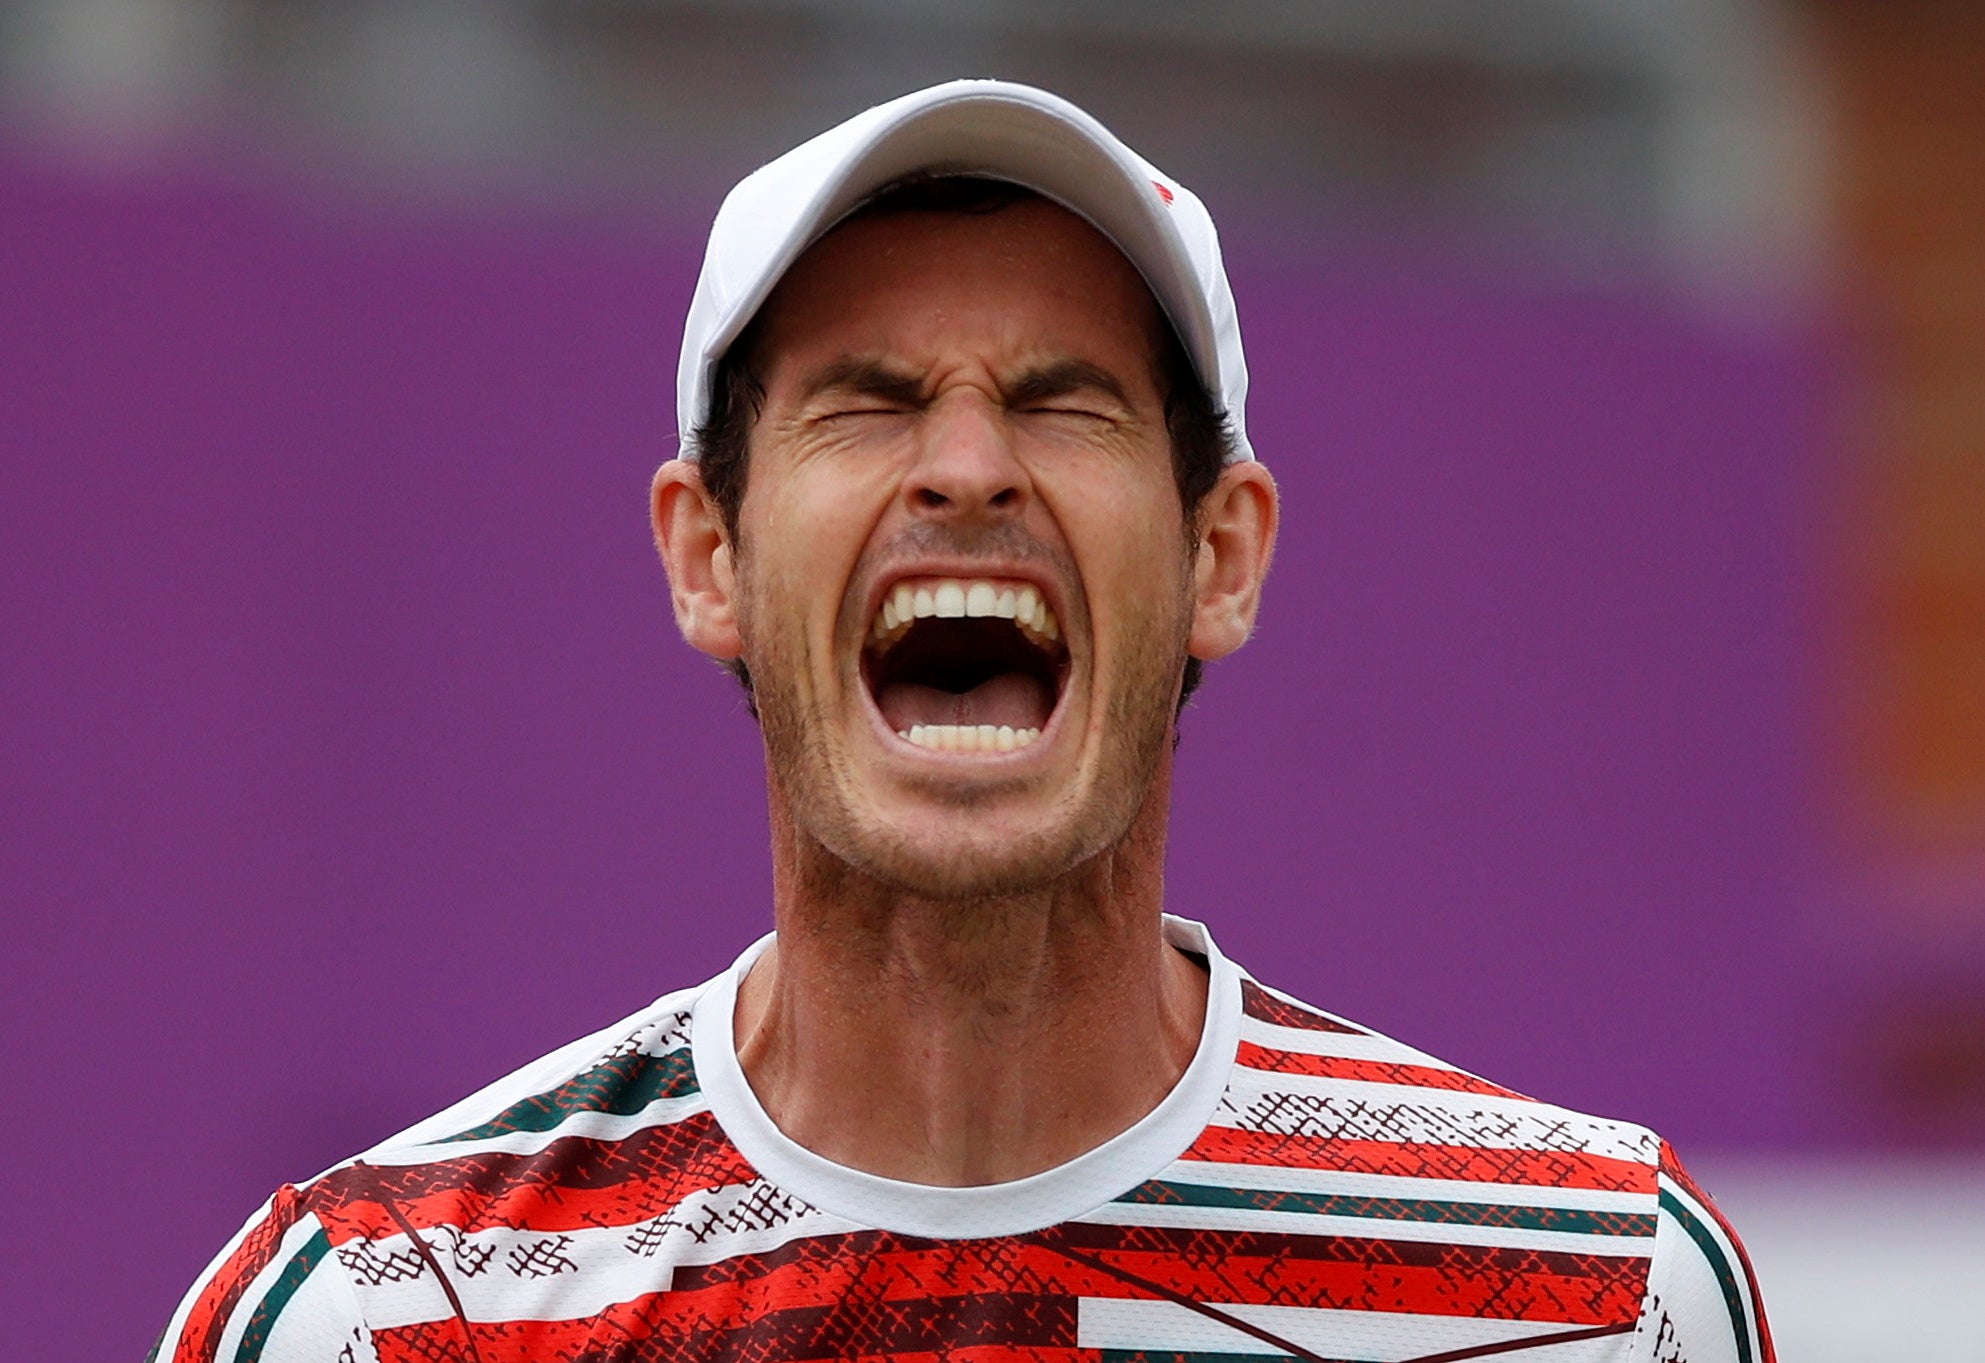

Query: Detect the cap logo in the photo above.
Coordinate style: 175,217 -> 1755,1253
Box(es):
1152,180 -> 1174,205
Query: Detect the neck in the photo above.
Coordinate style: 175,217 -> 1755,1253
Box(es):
732,775 -> 1207,1187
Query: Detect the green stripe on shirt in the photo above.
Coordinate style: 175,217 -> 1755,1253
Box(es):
1119,1180 -> 1655,1237
232,1227 -> 330,1363
435,1047 -> 699,1143
1659,1187 -> 1754,1363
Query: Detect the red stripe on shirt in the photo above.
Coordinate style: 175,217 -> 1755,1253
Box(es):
167,1183 -> 309,1363
1181,1125 -> 1655,1193
362,1222 -> 1644,1363
1241,979 -> 1366,1033
306,1111 -> 758,1242
1235,1041 -> 1532,1100
367,1290 -> 1084,1363
670,1224 -> 1645,1324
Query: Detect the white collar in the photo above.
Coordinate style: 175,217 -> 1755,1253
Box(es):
690,913 -> 1242,1239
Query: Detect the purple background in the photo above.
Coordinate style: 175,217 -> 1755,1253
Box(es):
5,152 -> 1838,1359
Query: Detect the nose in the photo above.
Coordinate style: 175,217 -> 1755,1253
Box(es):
903,392 -> 1029,523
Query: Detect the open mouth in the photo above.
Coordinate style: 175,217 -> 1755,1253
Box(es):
863,578 -> 1070,755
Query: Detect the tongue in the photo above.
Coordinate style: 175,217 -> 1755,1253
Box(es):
875,672 -> 1053,732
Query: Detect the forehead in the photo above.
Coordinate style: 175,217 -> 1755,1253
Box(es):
749,196 -> 1170,383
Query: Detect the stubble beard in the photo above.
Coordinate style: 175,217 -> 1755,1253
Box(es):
737,546 -> 1194,906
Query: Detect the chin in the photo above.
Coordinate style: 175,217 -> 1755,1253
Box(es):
822,792 -> 1127,902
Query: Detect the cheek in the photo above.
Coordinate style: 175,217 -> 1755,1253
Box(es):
1059,484 -> 1194,639
740,470 -> 893,633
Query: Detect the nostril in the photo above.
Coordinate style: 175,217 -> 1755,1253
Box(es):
915,488 -> 949,509
990,488 -> 1021,509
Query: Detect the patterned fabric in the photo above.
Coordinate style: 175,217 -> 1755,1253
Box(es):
150,919 -> 1770,1363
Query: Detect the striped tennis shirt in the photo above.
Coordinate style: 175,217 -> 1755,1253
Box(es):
153,916 -> 1772,1363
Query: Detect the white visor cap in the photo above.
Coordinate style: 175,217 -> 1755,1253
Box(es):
676,78 -> 1254,463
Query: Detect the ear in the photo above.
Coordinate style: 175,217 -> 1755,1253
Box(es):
651,459 -> 743,660
1187,461 -> 1278,662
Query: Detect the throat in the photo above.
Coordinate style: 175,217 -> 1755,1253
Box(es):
733,930 -> 1209,1187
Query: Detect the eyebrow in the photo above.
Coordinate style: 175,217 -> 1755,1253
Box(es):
798,357 -> 927,407
795,356 -> 1132,410
1004,359 -> 1130,409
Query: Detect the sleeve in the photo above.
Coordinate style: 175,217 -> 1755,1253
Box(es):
1625,1142 -> 1776,1363
148,1184 -> 376,1363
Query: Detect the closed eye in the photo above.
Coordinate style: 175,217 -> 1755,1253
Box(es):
819,403 -> 912,419
796,358 -> 928,422
1020,403 -> 1116,420
1004,360 -> 1131,420
1020,410 -> 1122,436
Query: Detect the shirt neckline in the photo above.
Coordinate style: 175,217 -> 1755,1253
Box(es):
690,913 -> 1242,1240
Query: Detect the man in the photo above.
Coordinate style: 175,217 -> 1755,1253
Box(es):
155,80 -> 1772,1363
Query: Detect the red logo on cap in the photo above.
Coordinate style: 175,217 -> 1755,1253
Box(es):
1152,181 -> 1174,205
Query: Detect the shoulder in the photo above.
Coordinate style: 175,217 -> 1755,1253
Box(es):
352,984 -> 705,1157
1227,974 -> 1664,1180
150,1188 -> 367,1363
304,983 -> 725,1239
152,984 -> 721,1362
1640,1142 -> 1777,1363
1218,973 -> 1774,1363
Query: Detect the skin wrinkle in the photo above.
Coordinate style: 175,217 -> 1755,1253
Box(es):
690,184 -> 1237,715
651,196 -> 1276,1185
786,354 -> 1136,423
730,210 -> 1189,900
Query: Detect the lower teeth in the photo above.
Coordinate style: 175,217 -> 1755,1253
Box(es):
900,724 -> 1039,753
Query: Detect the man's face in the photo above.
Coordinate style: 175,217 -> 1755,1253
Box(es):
718,198 -> 1207,897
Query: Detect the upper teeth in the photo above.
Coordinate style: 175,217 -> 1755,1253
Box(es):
871,578 -> 1059,648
